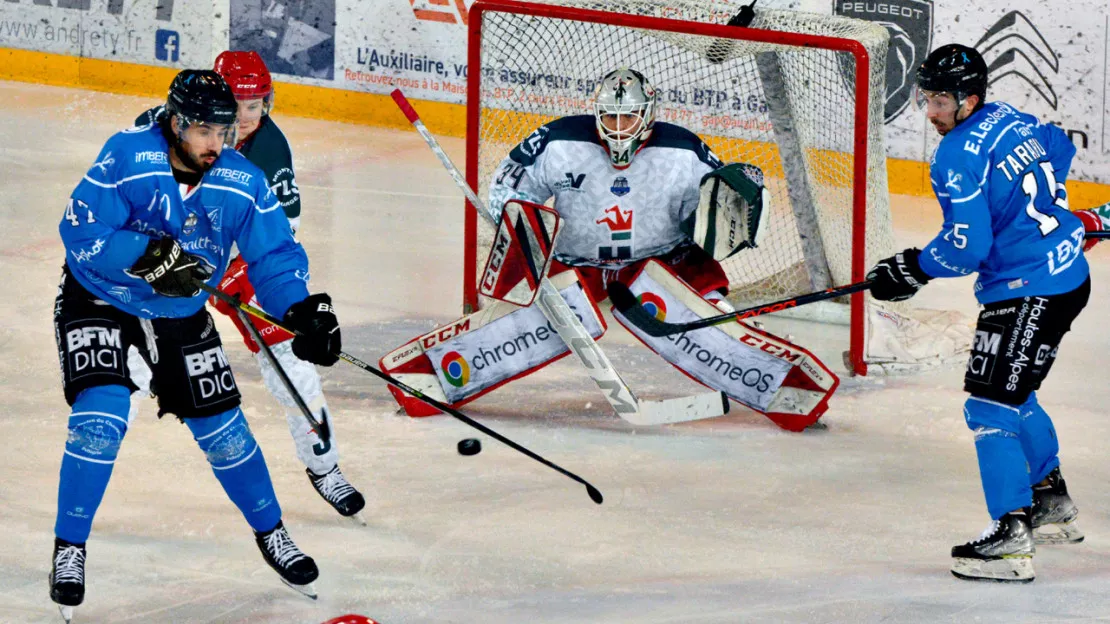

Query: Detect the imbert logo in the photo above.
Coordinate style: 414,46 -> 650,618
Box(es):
410,0 -> 473,25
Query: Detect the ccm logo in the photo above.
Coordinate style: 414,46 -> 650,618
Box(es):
480,229 -> 512,294
739,333 -> 803,363
421,319 -> 472,349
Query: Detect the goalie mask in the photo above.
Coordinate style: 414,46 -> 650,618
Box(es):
593,68 -> 657,169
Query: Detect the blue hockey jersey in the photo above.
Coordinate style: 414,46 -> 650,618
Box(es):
59,121 -> 309,319
918,101 -> 1088,304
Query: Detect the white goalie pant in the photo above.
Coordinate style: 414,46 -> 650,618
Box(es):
127,341 -> 339,475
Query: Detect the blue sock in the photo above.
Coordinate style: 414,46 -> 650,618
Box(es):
1018,392 -> 1061,484
55,385 -> 131,544
964,396 -> 1031,519
185,408 -> 282,533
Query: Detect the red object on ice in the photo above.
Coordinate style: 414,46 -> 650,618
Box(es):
321,616 -> 381,624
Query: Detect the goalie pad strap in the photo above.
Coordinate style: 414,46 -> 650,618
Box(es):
612,260 -> 838,431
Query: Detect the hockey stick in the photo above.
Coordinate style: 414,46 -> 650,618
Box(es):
616,229 -> 1105,338
608,280 -> 874,337
200,282 -> 604,505
226,295 -> 331,445
390,89 -> 727,426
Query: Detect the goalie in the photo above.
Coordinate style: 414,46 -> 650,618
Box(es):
381,68 -> 836,431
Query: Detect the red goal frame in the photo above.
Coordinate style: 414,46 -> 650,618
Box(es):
463,0 -> 873,375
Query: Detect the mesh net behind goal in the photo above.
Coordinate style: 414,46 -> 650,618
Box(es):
465,0 -> 969,374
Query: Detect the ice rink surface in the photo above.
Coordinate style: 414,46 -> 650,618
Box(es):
3,80 -> 1110,623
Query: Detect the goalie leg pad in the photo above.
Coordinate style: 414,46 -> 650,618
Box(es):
380,270 -> 607,416
612,260 -> 838,431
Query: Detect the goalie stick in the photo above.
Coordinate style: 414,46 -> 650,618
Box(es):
608,280 -> 874,337
199,282 -> 604,505
390,89 -> 728,427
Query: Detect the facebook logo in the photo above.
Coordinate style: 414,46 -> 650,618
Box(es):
155,29 -> 180,62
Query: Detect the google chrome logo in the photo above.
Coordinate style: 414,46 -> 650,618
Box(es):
441,351 -> 470,387
637,292 -> 667,321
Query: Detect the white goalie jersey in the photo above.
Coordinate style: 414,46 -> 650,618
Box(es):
488,115 -> 724,268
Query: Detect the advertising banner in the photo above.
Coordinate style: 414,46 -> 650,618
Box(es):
0,0 -> 216,69
4,0 -> 1107,184
835,0 -> 1109,183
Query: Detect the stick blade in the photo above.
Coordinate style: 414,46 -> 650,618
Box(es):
606,282 -> 676,337
621,391 -> 730,426
586,485 -> 604,504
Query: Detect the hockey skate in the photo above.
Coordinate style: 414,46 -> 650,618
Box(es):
255,521 -> 319,599
1032,467 -> 1084,545
308,465 -> 366,526
49,538 -> 86,623
951,509 -> 1035,583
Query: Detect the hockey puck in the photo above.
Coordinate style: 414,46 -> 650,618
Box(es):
457,438 -> 481,456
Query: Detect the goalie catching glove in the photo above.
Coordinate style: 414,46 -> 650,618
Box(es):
686,163 -> 769,261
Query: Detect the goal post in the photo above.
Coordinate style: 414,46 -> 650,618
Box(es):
463,0 -> 968,376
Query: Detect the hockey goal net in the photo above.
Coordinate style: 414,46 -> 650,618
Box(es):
464,0 -> 969,375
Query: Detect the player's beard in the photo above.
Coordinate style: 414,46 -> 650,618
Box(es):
173,142 -> 218,174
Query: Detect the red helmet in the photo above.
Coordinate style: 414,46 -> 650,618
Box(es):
213,50 -> 274,108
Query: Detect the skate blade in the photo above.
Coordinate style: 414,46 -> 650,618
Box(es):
58,604 -> 74,623
345,512 -> 367,527
1034,521 -> 1085,545
281,578 -> 318,600
951,555 -> 1035,583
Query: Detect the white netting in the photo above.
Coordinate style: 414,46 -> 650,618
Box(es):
468,0 -> 969,372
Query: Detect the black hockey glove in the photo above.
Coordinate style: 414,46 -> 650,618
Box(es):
866,248 -> 931,302
129,236 -> 213,298
283,293 -> 342,366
